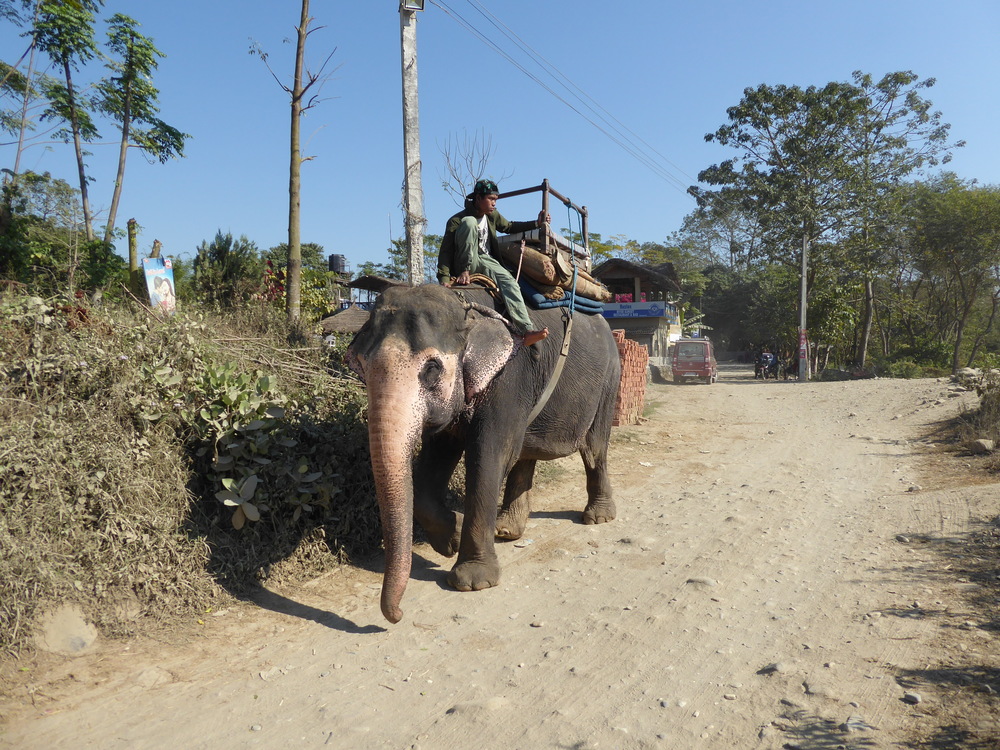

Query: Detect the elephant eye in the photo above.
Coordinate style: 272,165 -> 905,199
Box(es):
419,357 -> 443,389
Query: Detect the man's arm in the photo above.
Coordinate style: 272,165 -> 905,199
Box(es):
437,213 -> 461,285
494,209 -> 550,236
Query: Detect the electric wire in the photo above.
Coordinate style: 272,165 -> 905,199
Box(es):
463,0 -> 698,189
433,0 -> 690,194
428,0 -> 699,201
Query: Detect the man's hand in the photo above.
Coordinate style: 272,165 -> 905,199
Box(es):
448,270 -> 472,287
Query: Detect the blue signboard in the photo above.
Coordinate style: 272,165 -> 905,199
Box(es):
601,301 -> 677,321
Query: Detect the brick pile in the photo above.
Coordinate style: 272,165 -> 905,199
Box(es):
612,329 -> 648,426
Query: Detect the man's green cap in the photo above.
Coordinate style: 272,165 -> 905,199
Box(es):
473,179 -> 499,196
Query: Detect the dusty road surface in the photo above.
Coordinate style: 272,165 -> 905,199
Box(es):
4,365 -> 1000,749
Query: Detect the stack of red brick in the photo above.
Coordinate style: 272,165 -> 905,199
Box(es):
612,329 -> 648,426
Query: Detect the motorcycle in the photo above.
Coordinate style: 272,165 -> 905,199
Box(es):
755,353 -> 778,379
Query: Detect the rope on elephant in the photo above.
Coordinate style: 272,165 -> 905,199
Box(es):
563,199 -> 584,318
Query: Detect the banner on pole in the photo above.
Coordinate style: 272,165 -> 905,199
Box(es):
142,257 -> 177,316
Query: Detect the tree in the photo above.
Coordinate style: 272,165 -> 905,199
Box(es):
97,13 -> 188,244
699,81 -> 861,267
438,129 -> 511,207
907,176 -> 1000,372
697,73 -> 964,374
839,71 -> 962,366
0,169 -> 82,287
358,234 -> 441,284
681,188 -> 765,271
0,0 -> 38,91
33,0 -> 103,242
251,1 -> 337,322
1,0 -> 34,23
192,231 -> 262,308
2,0 -> 45,177
264,241 -> 327,272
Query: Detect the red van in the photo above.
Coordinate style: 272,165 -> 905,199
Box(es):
671,338 -> 718,384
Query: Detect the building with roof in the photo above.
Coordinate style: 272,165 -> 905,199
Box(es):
592,258 -> 685,362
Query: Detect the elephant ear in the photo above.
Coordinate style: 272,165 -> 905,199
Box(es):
461,307 -> 517,401
343,317 -> 374,383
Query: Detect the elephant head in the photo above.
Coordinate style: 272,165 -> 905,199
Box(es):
346,284 -> 517,622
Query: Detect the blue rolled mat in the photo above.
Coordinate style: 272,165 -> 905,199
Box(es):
518,279 -> 604,315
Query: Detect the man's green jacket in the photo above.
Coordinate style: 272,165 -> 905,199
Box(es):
436,207 -> 539,284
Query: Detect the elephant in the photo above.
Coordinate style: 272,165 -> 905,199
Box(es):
345,282 -> 621,623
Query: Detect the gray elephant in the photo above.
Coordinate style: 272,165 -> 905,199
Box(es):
346,283 -> 620,623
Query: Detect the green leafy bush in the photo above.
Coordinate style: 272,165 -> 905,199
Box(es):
884,359 -> 923,379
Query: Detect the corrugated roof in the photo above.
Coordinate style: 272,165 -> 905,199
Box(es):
591,258 -> 683,293
321,304 -> 370,333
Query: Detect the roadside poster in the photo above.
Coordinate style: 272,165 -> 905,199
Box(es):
142,257 -> 177,316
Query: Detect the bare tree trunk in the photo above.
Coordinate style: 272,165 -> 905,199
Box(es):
12,1 -> 43,179
798,232 -> 810,380
952,293 -> 978,374
285,0 -> 309,322
127,218 -> 141,296
966,292 -> 999,368
62,59 -> 94,242
855,277 -> 875,367
104,76 -> 132,245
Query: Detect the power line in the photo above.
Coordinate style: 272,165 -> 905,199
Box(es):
463,0 -> 698,186
428,0 -> 699,200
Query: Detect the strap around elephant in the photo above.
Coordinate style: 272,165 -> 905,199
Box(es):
526,310 -> 573,426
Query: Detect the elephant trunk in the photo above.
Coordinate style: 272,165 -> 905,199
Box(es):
364,347 -> 429,624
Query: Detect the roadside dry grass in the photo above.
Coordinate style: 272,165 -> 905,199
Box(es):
0,293 -> 381,658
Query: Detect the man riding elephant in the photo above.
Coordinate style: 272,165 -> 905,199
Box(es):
437,178 -> 550,347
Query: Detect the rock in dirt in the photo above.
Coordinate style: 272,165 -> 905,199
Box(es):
756,662 -> 785,675
966,439 -> 995,455
33,604 -> 98,656
136,666 -> 173,688
685,576 -> 718,588
842,714 -> 874,732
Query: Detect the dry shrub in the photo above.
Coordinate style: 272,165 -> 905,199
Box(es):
0,400 -> 216,648
0,294 -> 381,657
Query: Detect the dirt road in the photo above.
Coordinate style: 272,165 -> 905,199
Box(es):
4,365 -> 1000,749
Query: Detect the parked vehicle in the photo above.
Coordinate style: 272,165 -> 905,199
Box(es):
671,338 -> 718,384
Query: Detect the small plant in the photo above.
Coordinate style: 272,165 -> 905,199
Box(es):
885,360 -> 921,379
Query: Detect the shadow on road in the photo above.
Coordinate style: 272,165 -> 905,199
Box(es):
249,585 -> 385,634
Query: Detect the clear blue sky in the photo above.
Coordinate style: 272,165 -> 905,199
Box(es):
5,1 -> 999,273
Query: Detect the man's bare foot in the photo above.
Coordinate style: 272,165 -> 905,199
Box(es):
522,328 -> 549,347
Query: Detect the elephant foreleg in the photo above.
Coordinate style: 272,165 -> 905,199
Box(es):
447,454 -> 503,592
496,459 -> 536,540
413,432 -> 464,557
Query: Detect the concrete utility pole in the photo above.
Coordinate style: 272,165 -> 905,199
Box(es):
399,2 -> 426,285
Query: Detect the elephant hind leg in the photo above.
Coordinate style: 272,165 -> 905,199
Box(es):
496,459 -> 535,540
580,444 -> 616,525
